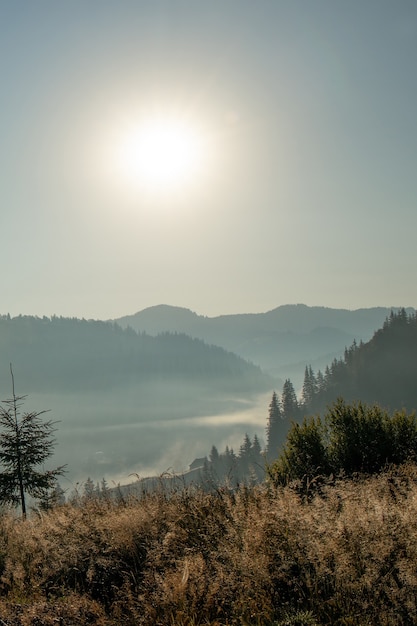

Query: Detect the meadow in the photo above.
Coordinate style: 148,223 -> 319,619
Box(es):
0,464 -> 416,625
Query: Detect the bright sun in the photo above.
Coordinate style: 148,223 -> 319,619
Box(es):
116,118 -> 206,192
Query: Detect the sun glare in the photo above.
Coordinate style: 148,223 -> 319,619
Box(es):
116,118 -> 206,192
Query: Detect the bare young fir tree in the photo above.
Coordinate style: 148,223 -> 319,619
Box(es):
0,365 -> 66,518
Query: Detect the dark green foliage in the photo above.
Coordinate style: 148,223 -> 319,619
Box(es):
269,398 -> 417,486
301,365 -> 317,408
281,379 -> 299,421
302,309 -> 417,415
266,391 -> 285,457
0,371 -> 65,517
252,433 -> 262,459
327,399 -> 394,474
239,432 -> 252,460
240,433 -> 264,482
271,416 -> 329,487
390,410 -> 417,465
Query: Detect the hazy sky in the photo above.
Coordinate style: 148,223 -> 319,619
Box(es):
1,1 -> 416,319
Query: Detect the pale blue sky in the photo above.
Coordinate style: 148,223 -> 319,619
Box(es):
1,1 -> 416,319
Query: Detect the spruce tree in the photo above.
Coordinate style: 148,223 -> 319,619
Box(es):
208,445 -> 221,481
250,434 -> 264,481
316,370 -> 325,395
239,433 -> 252,459
266,391 -> 283,457
0,366 -> 66,518
251,434 -> 262,459
83,477 -> 96,499
209,445 -> 220,465
100,477 -> 110,500
301,365 -> 317,408
281,379 -> 299,421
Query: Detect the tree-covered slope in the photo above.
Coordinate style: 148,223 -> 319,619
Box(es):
0,315 -> 272,394
114,304 -> 413,384
0,315 -> 274,483
301,309 -> 417,414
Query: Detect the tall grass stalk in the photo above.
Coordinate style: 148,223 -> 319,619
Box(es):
0,465 -> 416,624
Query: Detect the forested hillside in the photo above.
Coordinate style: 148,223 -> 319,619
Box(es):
0,315 -> 271,394
0,315 -> 273,483
298,309 -> 417,416
115,304 -> 413,383
260,309 -> 417,464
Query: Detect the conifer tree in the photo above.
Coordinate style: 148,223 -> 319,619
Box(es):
83,477 -> 96,499
251,434 -> 262,459
266,391 -> 283,457
250,434 -> 264,481
38,482 -> 66,511
224,446 -> 237,478
100,477 -> 110,500
316,370 -> 325,394
238,433 -> 252,476
208,445 -> 222,481
209,445 -> 220,465
301,365 -> 317,408
0,366 -> 65,518
239,433 -> 252,459
281,379 -> 299,421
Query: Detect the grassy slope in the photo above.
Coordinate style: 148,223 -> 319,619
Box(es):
0,466 -> 417,625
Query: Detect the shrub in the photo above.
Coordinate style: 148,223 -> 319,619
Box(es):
269,398 -> 417,487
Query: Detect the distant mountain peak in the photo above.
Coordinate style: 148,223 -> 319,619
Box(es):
138,304 -> 200,317
116,304 -> 203,335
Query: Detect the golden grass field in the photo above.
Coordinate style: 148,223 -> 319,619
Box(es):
0,465 -> 416,625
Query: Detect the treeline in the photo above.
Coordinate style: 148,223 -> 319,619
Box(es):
198,396 -> 417,495
75,435 -> 266,503
202,309 -> 417,485
0,315 -> 271,393
201,434 -> 265,486
301,308 -> 417,413
266,309 -> 417,434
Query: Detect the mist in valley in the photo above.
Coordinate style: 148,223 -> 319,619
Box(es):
0,315 -> 275,490
25,384 -> 272,489
1,308 -> 411,492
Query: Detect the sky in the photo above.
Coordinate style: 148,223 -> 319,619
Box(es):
1,0 -> 417,320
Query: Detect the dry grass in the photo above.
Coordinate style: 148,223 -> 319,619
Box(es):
0,466 -> 416,625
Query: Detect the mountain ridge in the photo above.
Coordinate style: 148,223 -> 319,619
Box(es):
114,304 -> 415,385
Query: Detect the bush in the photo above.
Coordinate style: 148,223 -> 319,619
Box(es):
270,416 -> 329,489
269,398 -> 417,486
